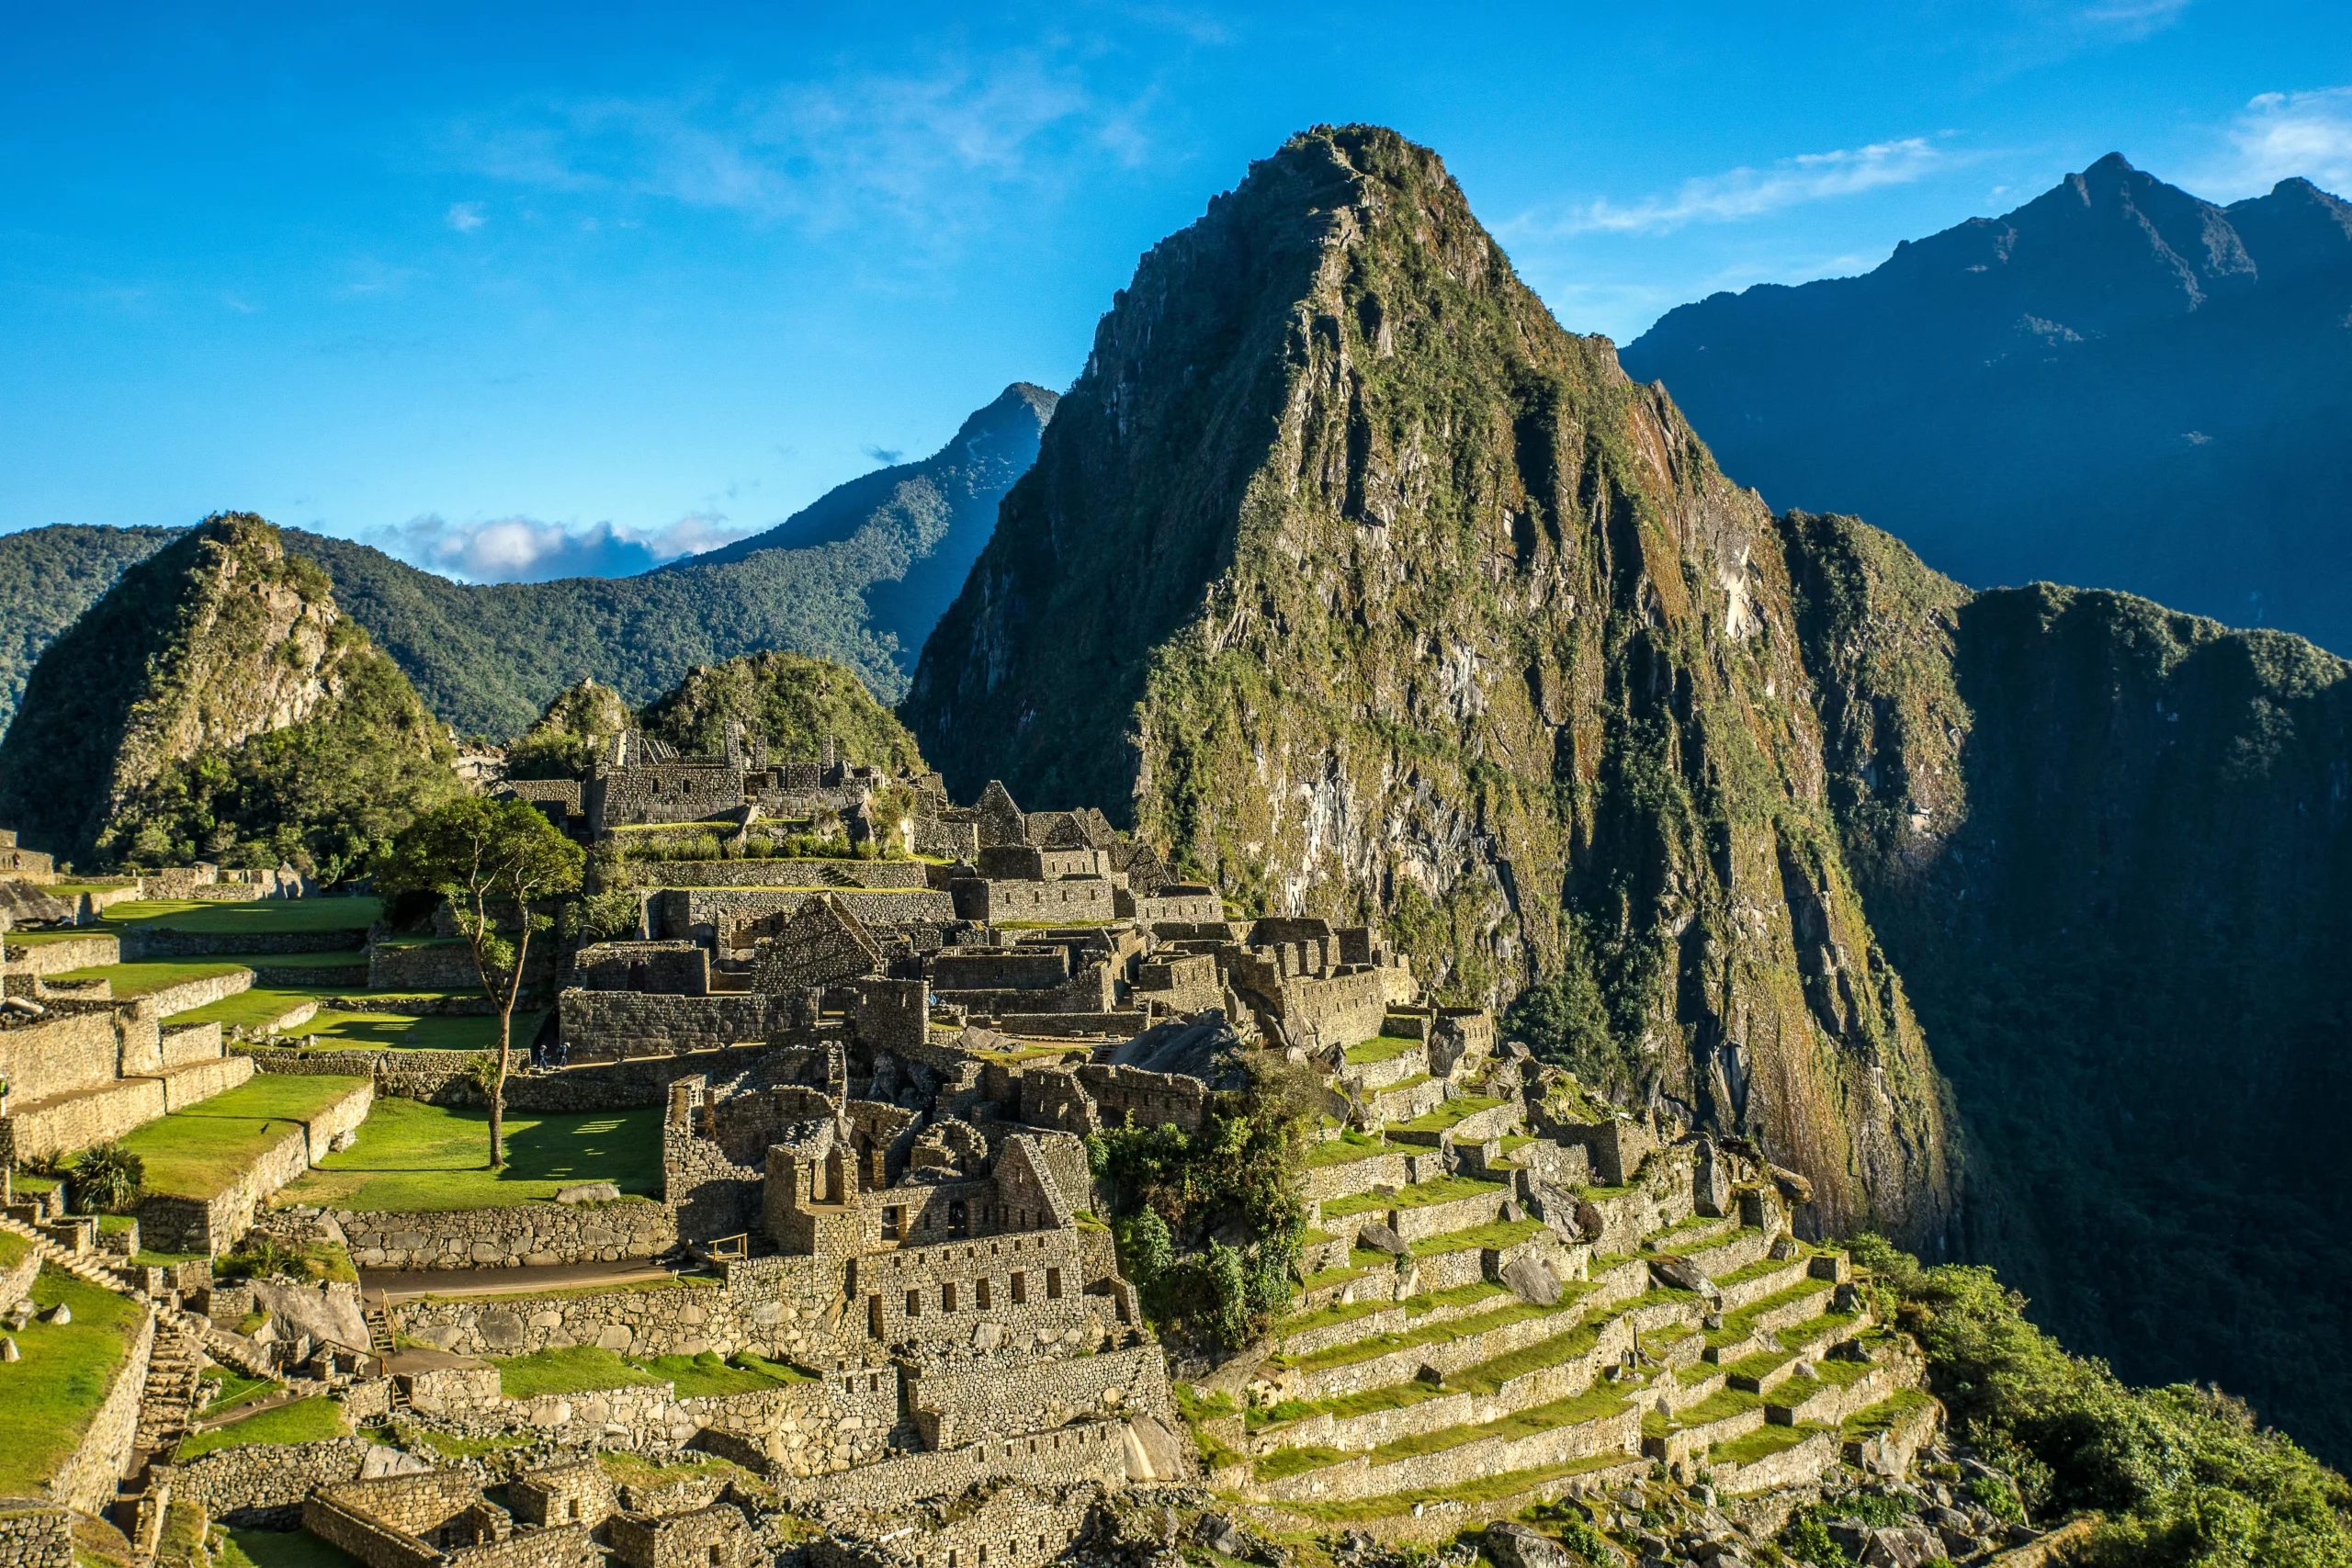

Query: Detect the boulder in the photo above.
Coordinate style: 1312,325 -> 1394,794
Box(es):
556,1181 -> 622,1204
43,1303 -> 69,1325
1483,1522 -> 1578,1568
0,1337 -> 17,1361
1500,1253 -> 1561,1305
1193,1515 -> 1247,1557
1768,1163 -> 1815,1205
359,1444 -> 435,1478
1649,1254 -> 1722,1302
251,1280 -> 369,1356
1357,1222 -> 1408,1256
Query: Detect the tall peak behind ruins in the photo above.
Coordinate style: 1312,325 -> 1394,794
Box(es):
904,124 -> 1958,1245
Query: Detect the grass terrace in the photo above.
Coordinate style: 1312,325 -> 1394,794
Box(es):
197,1365 -> 282,1420
1256,1382 -> 1634,1479
302,1008 -> 547,1052
1275,1289 -> 1587,1375
1259,1452 -> 1635,1522
1319,1173 -> 1504,1222
0,1267 -> 149,1495
1841,1387 -> 1935,1438
1408,1216 -> 1545,1257
173,1394 -> 349,1461
1390,1095 -> 1505,1135
1342,1035 -> 1422,1066
46,957 -> 253,998
492,1346 -> 811,1399
1277,1280 -> 1506,1339
99,897 -> 381,934
1702,1280 -> 1837,1352
1712,1420 -> 1829,1467
214,1526 -> 360,1568
119,1074 -> 369,1199
277,1098 -> 662,1210
1303,1130 -> 1392,1169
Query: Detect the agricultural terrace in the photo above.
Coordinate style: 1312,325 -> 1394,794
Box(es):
96,897 -> 381,934
277,1099 -> 662,1211
117,1074 -> 369,1200
0,1266 -> 150,1495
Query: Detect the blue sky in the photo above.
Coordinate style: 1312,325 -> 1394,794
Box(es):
4,2 -> 2346,580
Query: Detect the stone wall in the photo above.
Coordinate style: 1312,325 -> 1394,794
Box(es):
654,888 -> 955,945
948,879 -> 1116,925
609,860 -> 929,891
1073,1064 -> 1208,1134
161,1021 -> 225,1066
680,1368 -> 901,1478
136,967 -> 253,1019
238,1042 -> 826,1113
588,763 -> 744,832
1,1077 -> 164,1165
46,1303 -> 154,1515
156,1053 -> 254,1111
178,1437 -> 377,1524
558,992 -> 805,1056
0,1504 -> 71,1568
1263,968 -> 1390,1052
341,1199 -> 676,1270
3,935 -> 117,976
136,1078 -> 368,1253
770,1419 -> 1136,1508
122,929 -> 360,959
842,1228 -> 1109,1353
905,1343 -> 1171,1450
573,943 -> 708,997
369,942 -> 558,993
390,1254 -> 850,1366
0,1004 -> 123,1102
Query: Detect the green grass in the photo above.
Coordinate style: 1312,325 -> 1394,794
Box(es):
1343,1035 -> 1423,1066
277,1099 -> 662,1211
1711,1421 -> 1828,1467
496,1347 -> 665,1398
46,958 -> 252,998
302,1009 -> 544,1052
1409,1217 -> 1546,1257
1391,1096 -> 1506,1134
635,1350 -> 813,1397
1841,1387 -> 1935,1438
0,1232 -> 28,1269
1304,1130 -> 1393,1169
100,897 -> 381,935
1264,1453 -> 1634,1521
175,1396 -> 349,1461
1282,1292 -> 1581,1373
1367,1382 -> 1631,1461
213,1526 -> 360,1568
0,1268 -> 148,1494
1663,1387 -> 1764,1429
117,1075 -> 368,1199
1320,1174 -> 1506,1221
1278,1280 -> 1505,1338
198,1366 -> 282,1419
173,987 -> 338,1031
1703,1280 -> 1836,1350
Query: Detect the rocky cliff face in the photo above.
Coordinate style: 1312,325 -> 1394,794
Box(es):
907,126 -> 1956,1243
0,513 -> 455,873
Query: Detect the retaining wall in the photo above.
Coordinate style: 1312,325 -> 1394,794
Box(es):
46,1304 -> 154,1516
341,1199 -> 676,1270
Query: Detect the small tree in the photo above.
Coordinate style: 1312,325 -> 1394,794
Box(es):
379,797 -> 583,1167
72,1142 -> 144,1213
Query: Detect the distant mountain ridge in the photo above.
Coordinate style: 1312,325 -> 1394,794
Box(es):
0,382 -> 1055,739
1623,152 -> 2352,651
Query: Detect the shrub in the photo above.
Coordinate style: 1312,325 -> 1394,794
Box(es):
70,1142 -> 143,1213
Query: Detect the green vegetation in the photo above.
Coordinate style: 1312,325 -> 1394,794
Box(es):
1389,1095 -> 1504,1134
1853,1234 -> 2352,1565
1711,1420 -> 1826,1467
640,650 -> 925,773
1302,1130 -> 1390,1169
0,523 -> 175,732
118,1074 -> 368,1199
277,1098 -> 662,1210
198,1365 -> 282,1419
302,1008 -> 548,1053
211,1526 -> 359,1568
0,1267 -> 148,1494
1090,1054 -> 1320,1350
1341,1035 -> 1421,1066
494,1347 -> 664,1399
48,958 -> 253,998
632,1351 -> 813,1398
378,795 -> 583,1166
0,514 -> 458,876
173,1395 -> 349,1461
1319,1174 -> 1504,1221
98,897 -> 379,934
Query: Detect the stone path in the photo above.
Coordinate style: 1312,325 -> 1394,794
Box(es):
362,1258 -> 680,1303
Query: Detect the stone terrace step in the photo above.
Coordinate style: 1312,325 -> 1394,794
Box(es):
1642,1386 -> 1768,1468
1363,1076 -> 1450,1123
1702,1280 -> 1839,1365
1316,1177 -> 1515,1247
1252,1382 -> 1645,1505
1274,1281 -> 1515,1359
1337,1039 -> 1431,1094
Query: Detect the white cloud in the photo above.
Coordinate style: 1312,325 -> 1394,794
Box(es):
444,200 -> 486,232
2204,86 -> 2352,198
1515,139 -> 1946,239
375,511 -> 755,582
451,50 -> 1153,248
2073,0 -> 2191,39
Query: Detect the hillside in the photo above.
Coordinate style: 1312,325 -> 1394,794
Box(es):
0,524 -> 175,725
0,382 -> 1054,739
905,126 -> 2352,1461
1623,153 -> 2352,653
0,512 -> 458,875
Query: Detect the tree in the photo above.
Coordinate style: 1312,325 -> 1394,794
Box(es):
71,1142 -> 144,1213
379,797 -> 583,1167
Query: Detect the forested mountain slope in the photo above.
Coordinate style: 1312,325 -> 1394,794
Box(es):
0,383 -> 1053,738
